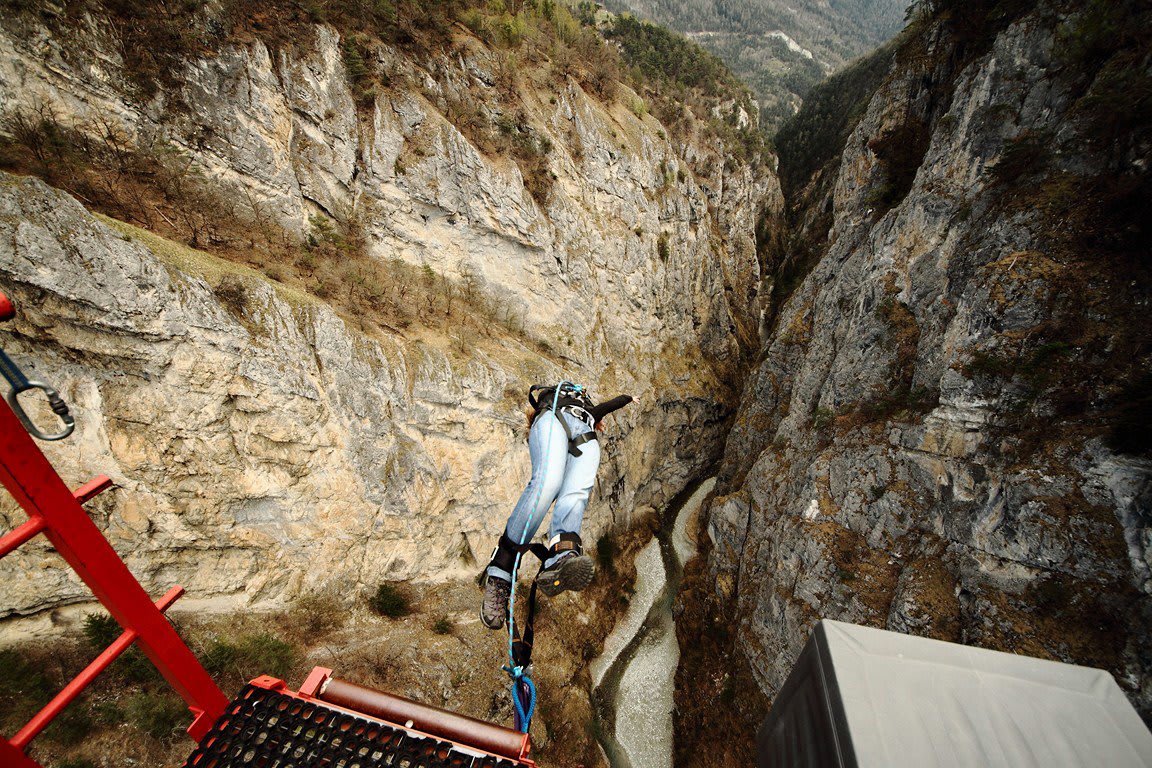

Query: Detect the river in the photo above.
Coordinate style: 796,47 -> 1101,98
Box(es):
591,478 -> 716,768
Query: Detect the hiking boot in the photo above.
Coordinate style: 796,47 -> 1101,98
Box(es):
480,574 -> 511,630
538,551 -> 595,597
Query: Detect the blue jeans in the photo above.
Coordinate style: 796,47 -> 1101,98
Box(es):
487,409 -> 601,581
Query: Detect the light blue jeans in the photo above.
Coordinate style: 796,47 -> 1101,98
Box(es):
487,409 -> 601,581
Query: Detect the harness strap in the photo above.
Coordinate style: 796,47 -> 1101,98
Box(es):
509,542 -> 549,668
535,408 -> 598,457
570,431 -> 597,454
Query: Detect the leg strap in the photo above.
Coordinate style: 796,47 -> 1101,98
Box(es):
490,532 -> 532,573
490,532 -> 553,573
549,531 -> 584,557
569,431 -> 597,456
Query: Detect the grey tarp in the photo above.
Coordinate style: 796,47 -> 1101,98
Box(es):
757,619 -> 1152,767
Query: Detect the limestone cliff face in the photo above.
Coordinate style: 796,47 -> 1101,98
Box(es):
0,9 -> 777,631
691,0 -> 1152,744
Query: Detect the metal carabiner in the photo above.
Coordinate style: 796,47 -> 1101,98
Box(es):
0,346 -> 75,441
6,380 -> 75,441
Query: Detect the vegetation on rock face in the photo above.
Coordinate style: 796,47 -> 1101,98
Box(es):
0,105 -> 537,348
774,41 -> 896,201
970,0 -> 1152,459
604,13 -> 772,164
766,0 -> 1152,462
754,40 -> 896,334
0,570 -> 651,768
0,0 -> 769,173
369,581 -> 412,617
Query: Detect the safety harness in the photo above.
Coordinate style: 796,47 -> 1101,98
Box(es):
528,384 -> 598,457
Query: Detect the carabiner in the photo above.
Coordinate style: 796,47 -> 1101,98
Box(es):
0,345 -> 74,441
6,380 -> 75,441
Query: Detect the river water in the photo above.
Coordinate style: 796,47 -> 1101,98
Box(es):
591,478 -> 716,768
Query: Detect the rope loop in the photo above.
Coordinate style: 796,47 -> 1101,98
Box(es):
502,665 -> 537,733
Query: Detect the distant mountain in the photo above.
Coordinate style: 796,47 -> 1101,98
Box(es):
602,0 -> 907,132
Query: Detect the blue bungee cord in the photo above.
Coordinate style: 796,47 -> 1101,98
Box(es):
503,380 -> 578,733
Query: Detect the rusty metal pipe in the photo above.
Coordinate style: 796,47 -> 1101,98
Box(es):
319,677 -> 531,761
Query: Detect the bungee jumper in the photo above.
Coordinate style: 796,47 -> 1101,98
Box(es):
480,381 -> 634,732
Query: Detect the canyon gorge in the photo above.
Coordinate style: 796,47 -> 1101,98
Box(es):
0,0 -> 1148,765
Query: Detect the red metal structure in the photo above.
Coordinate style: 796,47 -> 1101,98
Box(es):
185,668 -> 537,767
1,289 -> 539,766
0,291 -> 227,766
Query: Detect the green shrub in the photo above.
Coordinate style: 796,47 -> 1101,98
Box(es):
656,232 -> 670,262
341,35 -> 378,109
42,705 -> 93,746
369,582 -> 411,618
202,633 -> 294,682
811,407 -> 835,431
125,691 -> 187,740
431,615 -> 454,635
1056,0 -> 1132,71
855,387 -> 939,423
82,612 -> 122,648
990,131 -> 1051,184
965,349 -> 1014,378
865,118 -> 932,215
290,591 -> 347,637
718,675 -> 736,705
82,613 -> 159,683
0,648 -> 56,732
595,532 -> 618,575
56,759 -> 100,768
213,275 -> 250,318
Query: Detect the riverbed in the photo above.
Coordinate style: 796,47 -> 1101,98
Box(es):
591,478 -> 716,768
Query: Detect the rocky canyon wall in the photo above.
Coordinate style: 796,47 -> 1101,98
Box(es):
0,6 -> 778,634
681,0 -> 1152,760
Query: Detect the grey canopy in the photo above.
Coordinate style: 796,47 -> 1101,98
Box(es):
757,619 -> 1152,767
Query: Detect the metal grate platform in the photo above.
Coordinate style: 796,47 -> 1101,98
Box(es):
185,683 -> 526,768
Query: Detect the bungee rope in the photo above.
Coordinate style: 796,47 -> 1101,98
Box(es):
503,663 -> 537,732
503,380 -> 581,733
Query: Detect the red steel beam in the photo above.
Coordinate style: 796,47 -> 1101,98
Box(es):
0,517 -> 45,558
73,475 -> 113,504
1,477 -> 113,558
0,739 -> 39,768
245,672 -> 537,766
0,402 -> 227,743
10,586 -> 186,749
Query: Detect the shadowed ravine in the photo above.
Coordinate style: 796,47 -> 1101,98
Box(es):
591,478 -> 716,768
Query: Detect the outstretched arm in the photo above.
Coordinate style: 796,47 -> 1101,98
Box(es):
588,395 -> 634,422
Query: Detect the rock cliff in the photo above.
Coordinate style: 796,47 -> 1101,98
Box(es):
680,0 -> 1152,761
0,3 -> 777,632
